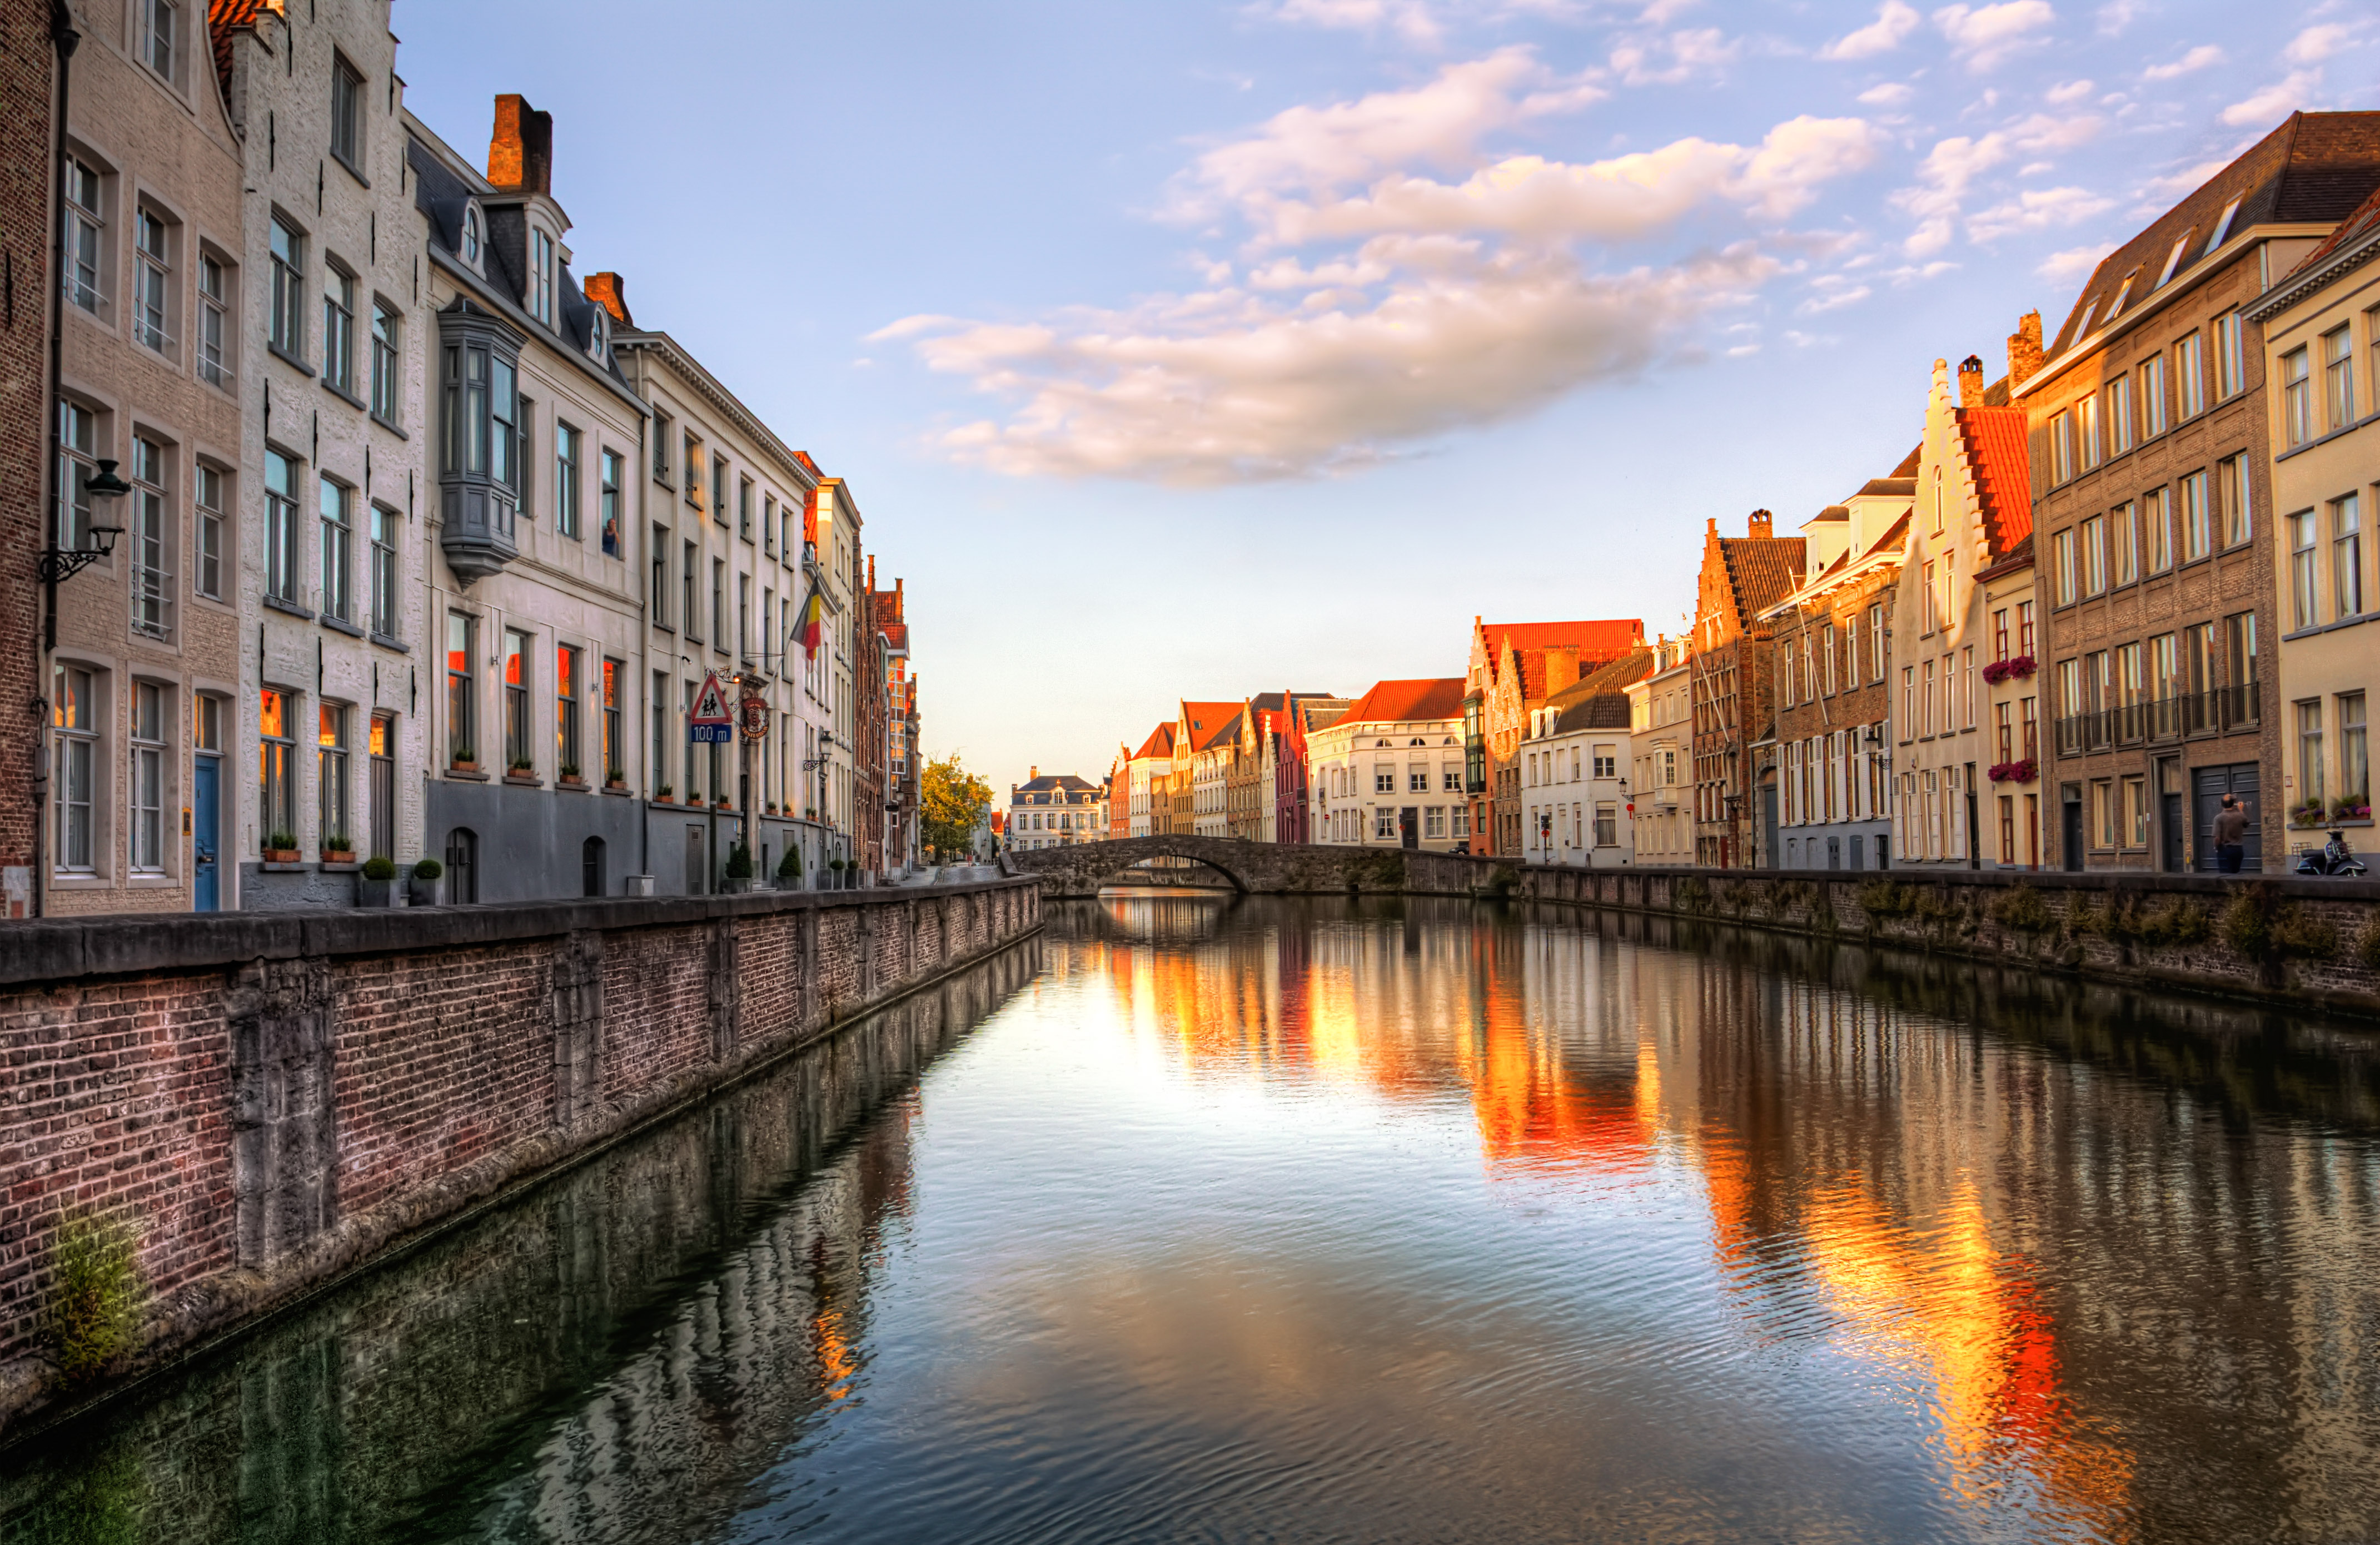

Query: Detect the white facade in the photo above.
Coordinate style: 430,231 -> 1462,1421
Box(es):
1308,692 -> 1467,849
1008,772 -> 1103,849
1629,642 -> 1694,866
1518,709 -> 1632,867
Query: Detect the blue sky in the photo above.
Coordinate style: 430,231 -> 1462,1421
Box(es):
397,0 -> 2368,791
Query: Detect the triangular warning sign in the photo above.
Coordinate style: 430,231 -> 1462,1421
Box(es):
690,671 -> 733,726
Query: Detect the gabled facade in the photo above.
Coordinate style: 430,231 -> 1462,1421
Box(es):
1626,637 -> 1694,866
1689,515 -> 1803,867
1007,768 -> 1102,849
1123,721 -> 1173,837
1462,617 -> 1643,856
1176,699 -> 1240,839
1519,650 -> 1654,867
871,566 -> 918,871
1273,695 -> 1350,845
1311,678 -> 1467,849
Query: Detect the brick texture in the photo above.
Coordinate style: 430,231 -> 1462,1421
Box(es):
0,0 -> 53,916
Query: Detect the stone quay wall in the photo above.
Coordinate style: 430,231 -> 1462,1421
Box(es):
0,878 -> 1040,1434
1511,864 -> 2380,1020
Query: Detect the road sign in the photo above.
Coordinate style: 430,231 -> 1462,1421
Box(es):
739,692 -> 770,742
689,671 -> 734,744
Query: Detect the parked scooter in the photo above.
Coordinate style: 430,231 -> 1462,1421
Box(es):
2294,829 -> 2369,878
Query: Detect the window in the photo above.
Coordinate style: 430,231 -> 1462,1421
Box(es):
269,217 -> 304,356
1594,747 -> 1617,779
2175,332 -> 2204,419
265,449 -> 300,602
57,401 -> 96,555
2282,346 -> 2312,447
2324,326 -> 2356,434
682,540 -> 699,639
260,687 -> 296,848
331,55 -> 364,168
554,422 -> 581,538
2124,776 -> 2149,848
2336,493 -> 2364,619
2058,659 -> 2082,744
1452,806 -> 1469,839
2144,486 -> 2172,574
1375,765 -> 1394,793
1442,766 -> 1461,792
712,455 -> 729,526
652,412 -> 673,484
2152,632 -> 2179,707
52,665 -> 96,873
370,713 -> 395,860
682,433 -> 701,504
369,504 -> 397,637
1595,803 -> 1617,847
2138,354 -> 2166,438
602,659 -> 623,782
370,302 -> 400,422
651,670 -> 670,795
197,252 -> 230,388
2111,500 -> 2137,585
2213,310 -> 2244,400
2018,600 -> 2035,657
135,208 -> 173,354
763,494 -> 776,555
738,477 -> 753,540
143,0 -> 177,81
2298,701 -> 2324,807
64,158 -> 104,314
2092,380 -> 2118,461
1374,807 -> 1396,840
556,644 -> 582,776
461,205 -> 483,267
2053,529 -> 2076,604
651,528 -> 670,625
516,395 -> 535,509
2049,410 -> 2073,484
738,575 -> 752,660
196,463 -> 225,600
2179,470 -> 2209,562
1425,806 -> 1446,839
601,451 -> 623,558
528,227 -> 555,326
2224,612 -> 2258,723
318,704 -> 349,855
446,612 -> 476,764
2218,454 -> 2252,548
129,681 -> 165,874
319,477 -> 352,622
504,629 -> 532,770
711,558 -> 725,650
1922,659 -> 1936,737
2080,515 -> 2105,596
1408,766 -> 1428,793
1867,603 -> 1884,681
2343,692 -> 2369,807
2093,780 -> 2115,848
130,436 -> 171,641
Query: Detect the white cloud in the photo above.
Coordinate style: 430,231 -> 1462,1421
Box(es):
1966,184 -> 2114,239
2038,242 -> 2114,281
2142,44 -> 2223,80
1821,0 -> 1921,60
1799,276 -> 1873,312
2139,157 -> 2228,199
1933,1 -> 2057,71
1609,28 -> 1741,87
2221,70 -> 2317,127
2044,78 -> 2094,103
2094,0 -> 2142,34
1858,81 -> 1916,107
1267,0 -> 1444,46
2285,24 -> 2356,67
1890,111 -> 2098,253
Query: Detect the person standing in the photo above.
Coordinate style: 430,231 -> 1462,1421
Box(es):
2213,794 -> 2250,874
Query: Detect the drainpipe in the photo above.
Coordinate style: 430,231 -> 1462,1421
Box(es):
33,1 -> 79,920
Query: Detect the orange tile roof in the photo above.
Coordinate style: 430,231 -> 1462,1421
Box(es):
1133,723 -> 1176,760
208,0 -> 282,97
1180,702 -> 1242,752
1345,678 -> 1467,725
1957,405 -> 2033,559
1480,619 -> 1644,660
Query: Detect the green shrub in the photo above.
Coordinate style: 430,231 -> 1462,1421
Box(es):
265,831 -> 297,852
724,842 -> 755,880
410,857 -> 444,881
2357,919 -> 2380,972
778,846 -> 803,878
2273,907 -> 2340,961
1856,879 -> 1914,920
2138,896 -> 2209,948
2219,883 -> 2338,963
1986,883 -> 2052,935
2220,888 -> 2271,959
49,1210 -> 142,1383
1673,876 -> 1713,916
360,856 -> 397,881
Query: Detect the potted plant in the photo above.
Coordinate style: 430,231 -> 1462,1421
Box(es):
654,783 -> 674,804
558,763 -> 584,788
409,856 -> 445,906
262,831 -> 301,864
714,794 -> 732,808
321,832 -> 355,865
606,767 -> 627,791
2336,797 -> 2372,822
2292,799 -> 2330,828
828,856 -> 847,890
776,845 -> 803,890
450,747 -> 479,774
722,841 -> 756,894
506,757 -> 537,783
359,855 -> 403,906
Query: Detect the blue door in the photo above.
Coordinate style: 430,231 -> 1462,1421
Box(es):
192,756 -> 220,911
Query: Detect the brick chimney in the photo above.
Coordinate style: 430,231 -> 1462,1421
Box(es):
1029,766 -> 1038,781
583,271 -> 633,326
1747,509 -> 1773,539
487,94 -> 553,195
2006,309 -> 2044,389
1958,353 -> 1986,408
1543,645 -> 1581,697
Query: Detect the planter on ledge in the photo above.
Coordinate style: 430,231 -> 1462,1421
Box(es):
261,847 -> 301,865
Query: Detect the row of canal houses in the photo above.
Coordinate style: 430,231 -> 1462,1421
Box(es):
6,0 -> 922,918
1065,110 -> 2380,877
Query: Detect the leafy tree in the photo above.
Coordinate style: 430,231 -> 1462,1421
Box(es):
922,754 -> 994,861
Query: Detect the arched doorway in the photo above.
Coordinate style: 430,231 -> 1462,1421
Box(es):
582,835 -> 607,897
445,827 -> 478,903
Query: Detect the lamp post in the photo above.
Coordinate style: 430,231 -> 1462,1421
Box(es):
41,459 -> 129,644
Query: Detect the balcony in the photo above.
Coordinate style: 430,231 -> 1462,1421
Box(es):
2054,682 -> 2259,757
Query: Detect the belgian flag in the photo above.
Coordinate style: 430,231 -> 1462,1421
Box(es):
796,582 -> 824,660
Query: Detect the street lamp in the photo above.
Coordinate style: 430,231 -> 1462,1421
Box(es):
39,459 -> 128,583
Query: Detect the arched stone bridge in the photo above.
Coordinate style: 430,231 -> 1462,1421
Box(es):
1002,834 -> 1501,899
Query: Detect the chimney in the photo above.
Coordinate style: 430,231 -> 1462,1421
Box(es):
1543,645 -> 1581,697
583,272 -> 633,326
487,94 -> 554,196
2007,309 -> 2044,389
1029,766 -> 1038,781
1958,354 -> 1986,408
1747,509 -> 1773,539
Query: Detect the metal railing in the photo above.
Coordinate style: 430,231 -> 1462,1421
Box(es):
2055,682 -> 2259,756
131,564 -> 175,641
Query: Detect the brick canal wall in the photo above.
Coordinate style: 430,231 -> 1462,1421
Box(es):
0,878 -> 1040,1433
1512,865 -> 2380,1019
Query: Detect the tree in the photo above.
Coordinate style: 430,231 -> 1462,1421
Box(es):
921,753 -> 994,861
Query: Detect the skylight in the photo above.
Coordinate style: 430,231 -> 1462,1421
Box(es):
2155,233 -> 2192,288
2205,196 -> 2241,254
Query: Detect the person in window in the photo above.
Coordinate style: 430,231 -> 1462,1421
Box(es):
2213,794 -> 2250,874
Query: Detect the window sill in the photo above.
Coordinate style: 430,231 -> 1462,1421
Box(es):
323,379 -> 368,413
48,873 -> 112,888
267,343 -> 316,378
504,773 -> 543,787
263,594 -> 315,621
369,631 -> 408,653
321,615 -> 365,639
603,783 -> 633,797
556,778 -> 590,792
2274,410 -> 2379,461
369,411 -> 408,440
445,766 -> 489,781
331,152 -> 370,190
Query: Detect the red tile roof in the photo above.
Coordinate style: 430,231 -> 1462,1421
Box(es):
208,0 -> 282,99
1132,723 -> 1176,760
1956,404 -> 2033,559
1180,701 -> 1242,752
1344,678 -> 1467,726
1480,619 -> 1644,661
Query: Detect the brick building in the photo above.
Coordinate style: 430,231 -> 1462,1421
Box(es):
1690,515 -> 1804,867
870,565 -> 919,871
1,0 -> 55,917
1462,617 -> 1643,856
2026,111 -> 2380,872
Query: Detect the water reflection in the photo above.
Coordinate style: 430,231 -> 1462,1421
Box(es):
7,898 -> 2380,1544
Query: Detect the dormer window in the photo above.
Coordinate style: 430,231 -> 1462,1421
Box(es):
461,205 -> 484,267
529,228 -> 555,325
586,305 -> 607,362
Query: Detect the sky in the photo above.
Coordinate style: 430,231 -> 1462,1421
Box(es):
395,0 -> 2370,793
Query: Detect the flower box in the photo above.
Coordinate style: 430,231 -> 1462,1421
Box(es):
261,848 -> 301,865
449,759 -> 479,774
321,849 -> 355,866
1986,758 -> 2038,785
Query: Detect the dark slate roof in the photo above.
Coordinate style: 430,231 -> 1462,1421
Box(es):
1546,650 -> 1655,734
2050,112 -> 2380,357
2283,178 -> 2380,282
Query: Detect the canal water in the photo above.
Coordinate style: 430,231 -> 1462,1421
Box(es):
7,895 -> 2380,1543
